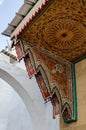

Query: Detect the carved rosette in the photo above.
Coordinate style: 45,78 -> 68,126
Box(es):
23,0 -> 86,61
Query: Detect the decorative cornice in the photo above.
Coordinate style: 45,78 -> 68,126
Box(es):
11,0 -> 51,40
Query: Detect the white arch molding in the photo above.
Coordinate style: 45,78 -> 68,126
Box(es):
0,60 -> 60,130
0,69 -> 34,113
0,78 -> 34,130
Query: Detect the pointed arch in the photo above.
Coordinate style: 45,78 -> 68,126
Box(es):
24,53 -> 35,78
27,48 -> 36,72
35,65 -> 51,100
51,87 -> 62,118
52,87 -> 62,111
62,102 -> 72,123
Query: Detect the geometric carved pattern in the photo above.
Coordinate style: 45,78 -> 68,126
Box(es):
14,38 -> 77,123
12,0 -> 86,123
15,42 -> 23,61
24,54 -> 35,78
26,46 -> 77,123
33,49 -> 72,98
35,70 -> 51,100
22,0 -> 86,61
51,93 -> 60,118
62,103 -> 72,122
42,18 -> 85,50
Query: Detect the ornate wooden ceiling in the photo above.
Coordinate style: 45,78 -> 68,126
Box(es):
13,0 -> 80,122
21,0 -> 86,62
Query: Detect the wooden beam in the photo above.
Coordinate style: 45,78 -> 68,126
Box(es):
8,24 -> 16,28
16,13 -> 25,18
24,0 -> 35,5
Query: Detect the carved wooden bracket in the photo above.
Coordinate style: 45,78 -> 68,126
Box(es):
13,39 -> 77,123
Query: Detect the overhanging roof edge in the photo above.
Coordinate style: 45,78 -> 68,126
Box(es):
2,0 -> 38,37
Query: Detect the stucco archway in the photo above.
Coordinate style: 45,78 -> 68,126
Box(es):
0,59 -> 60,130
0,68 -> 34,113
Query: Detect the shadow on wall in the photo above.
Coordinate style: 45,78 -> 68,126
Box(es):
0,68 -> 60,130
0,78 -> 33,130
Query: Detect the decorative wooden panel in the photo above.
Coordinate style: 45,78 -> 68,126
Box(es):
15,42 -> 23,61
21,0 -> 86,61
51,93 -> 60,118
20,44 -> 77,123
35,70 -> 51,100
24,54 -> 35,78
12,0 -> 86,123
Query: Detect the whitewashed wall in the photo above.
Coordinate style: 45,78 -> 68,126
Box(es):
0,78 -> 33,130
0,52 -> 60,130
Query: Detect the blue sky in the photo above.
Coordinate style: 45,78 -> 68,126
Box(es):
0,0 -> 24,50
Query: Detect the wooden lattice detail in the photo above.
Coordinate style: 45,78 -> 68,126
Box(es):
22,0 -> 86,61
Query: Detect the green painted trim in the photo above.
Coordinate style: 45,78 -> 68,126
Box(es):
65,118 -> 73,123
72,63 -> 78,122
64,64 -> 77,123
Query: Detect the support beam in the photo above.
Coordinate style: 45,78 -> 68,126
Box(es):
8,24 -> 16,28
13,38 -> 77,123
24,0 -> 35,5
16,13 -> 25,18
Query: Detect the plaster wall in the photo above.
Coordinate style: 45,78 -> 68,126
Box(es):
0,53 -> 60,130
0,78 -> 33,130
60,59 -> 86,130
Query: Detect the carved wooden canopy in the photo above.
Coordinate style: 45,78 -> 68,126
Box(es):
8,0 -> 86,123
18,0 -> 86,62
